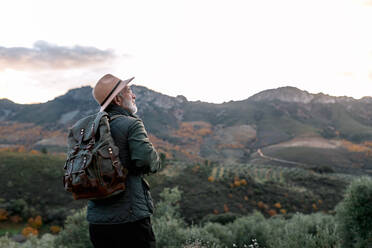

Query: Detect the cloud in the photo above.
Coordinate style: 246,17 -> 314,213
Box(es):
0,41 -> 117,71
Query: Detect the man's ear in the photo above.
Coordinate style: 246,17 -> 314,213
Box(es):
113,94 -> 121,105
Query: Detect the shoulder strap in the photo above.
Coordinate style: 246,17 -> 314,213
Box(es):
109,115 -> 125,122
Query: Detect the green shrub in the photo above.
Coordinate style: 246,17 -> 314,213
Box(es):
0,198 -> 37,219
0,235 -> 19,248
152,187 -> 188,247
227,211 -> 269,247
182,225 -> 220,248
153,187 -> 182,220
266,213 -> 338,248
153,187 -> 220,247
21,234 -> 59,248
54,208 -> 92,248
202,222 -> 233,246
336,176 -> 372,248
44,207 -> 70,225
0,234 -> 60,248
153,215 -> 187,248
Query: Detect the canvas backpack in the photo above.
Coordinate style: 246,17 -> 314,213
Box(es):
63,111 -> 128,200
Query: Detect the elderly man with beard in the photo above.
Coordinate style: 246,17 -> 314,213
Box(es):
89,74 -> 160,248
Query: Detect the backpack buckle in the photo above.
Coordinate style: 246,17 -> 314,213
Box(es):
112,160 -> 123,177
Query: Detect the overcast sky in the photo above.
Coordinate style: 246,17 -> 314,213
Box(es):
0,0 -> 372,104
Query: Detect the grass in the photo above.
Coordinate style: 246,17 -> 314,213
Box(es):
0,222 -> 23,236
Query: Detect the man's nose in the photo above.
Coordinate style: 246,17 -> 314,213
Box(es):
132,93 -> 136,99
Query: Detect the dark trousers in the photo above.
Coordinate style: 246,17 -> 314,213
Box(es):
89,217 -> 156,248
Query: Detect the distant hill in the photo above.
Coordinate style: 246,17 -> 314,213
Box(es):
1,85 -> 372,175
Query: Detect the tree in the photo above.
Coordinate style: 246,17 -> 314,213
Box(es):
336,177 -> 372,248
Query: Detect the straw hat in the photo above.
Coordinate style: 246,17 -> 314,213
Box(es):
93,74 -> 135,112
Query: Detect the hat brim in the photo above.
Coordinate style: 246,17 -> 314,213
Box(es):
99,77 -> 135,112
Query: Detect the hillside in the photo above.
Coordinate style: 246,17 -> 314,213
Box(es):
1,86 -> 372,176
0,151 -> 354,225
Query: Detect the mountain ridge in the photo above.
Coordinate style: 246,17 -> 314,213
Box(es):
1,85 -> 372,175
2,85 -> 372,106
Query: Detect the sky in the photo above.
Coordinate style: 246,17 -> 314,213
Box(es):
0,0 -> 372,104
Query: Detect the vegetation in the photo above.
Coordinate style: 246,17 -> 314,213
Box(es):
0,151 -> 85,226
0,150 -> 354,225
0,176 -> 371,247
336,177 -> 372,248
0,149 -> 370,247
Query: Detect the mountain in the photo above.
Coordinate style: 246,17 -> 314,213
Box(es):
249,86 -> 355,104
1,86 -> 372,175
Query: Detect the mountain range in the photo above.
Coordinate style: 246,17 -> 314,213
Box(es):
1,85 -> 372,175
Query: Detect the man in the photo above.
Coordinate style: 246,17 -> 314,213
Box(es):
88,74 -> 160,248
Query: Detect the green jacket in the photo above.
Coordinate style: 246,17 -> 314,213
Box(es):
87,104 -> 161,224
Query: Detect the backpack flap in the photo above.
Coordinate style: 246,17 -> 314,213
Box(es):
84,111 -> 108,142
69,112 -> 108,144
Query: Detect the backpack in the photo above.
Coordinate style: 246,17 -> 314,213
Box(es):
63,111 -> 128,200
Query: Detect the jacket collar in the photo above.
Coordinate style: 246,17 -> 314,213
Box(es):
105,104 -> 137,118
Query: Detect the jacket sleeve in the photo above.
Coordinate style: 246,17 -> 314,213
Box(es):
127,119 -> 161,174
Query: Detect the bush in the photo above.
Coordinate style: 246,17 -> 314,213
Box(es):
266,213 -> 338,248
20,234 -> 59,248
202,222 -> 233,246
152,187 -> 189,247
0,234 -> 59,248
227,211 -> 270,247
44,207 -> 70,225
54,208 -> 92,248
153,187 -> 220,247
8,180 -> 367,248
153,187 -> 182,220
0,235 -> 19,248
0,199 -> 37,220
336,176 -> 372,248
182,226 -> 220,248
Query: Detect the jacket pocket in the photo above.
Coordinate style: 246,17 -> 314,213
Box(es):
141,178 -> 154,214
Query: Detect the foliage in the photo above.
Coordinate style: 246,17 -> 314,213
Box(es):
0,209 -> 8,221
0,199 -> 37,220
54,208 -> 92,248
265,213 -> 339,248
50,226 -> 61,234
152,187 -> 187,247
154,187 -> 182,220
336,176 -> 372,248
227,211 -> 269,247
21,227 -> 38,237
27,216 -> 42,229
0,151 -> 84,225
1,181 -> 370,248
152,187 -> 341,247
201,212 -> 241,225
0,235 -> 19,248
153,187 -> 221,247
0,234 -> 59,248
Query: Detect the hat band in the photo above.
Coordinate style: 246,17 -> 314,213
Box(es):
100,80 -> 122,107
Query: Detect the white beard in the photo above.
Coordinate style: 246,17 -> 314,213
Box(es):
122,97 -> 137,114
